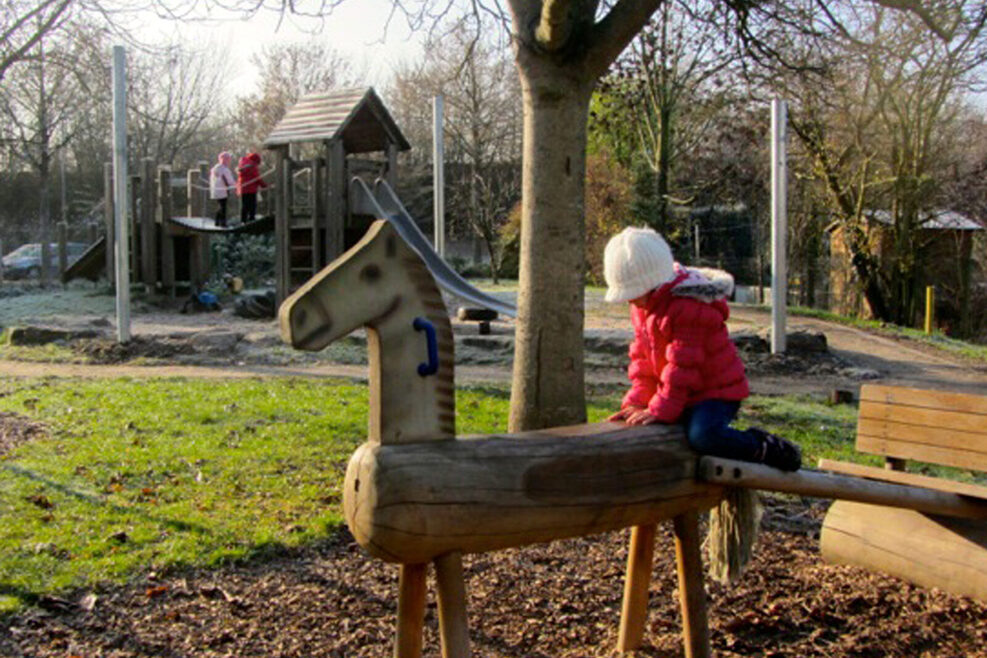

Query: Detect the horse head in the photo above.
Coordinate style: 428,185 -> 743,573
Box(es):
279,220 -> 455,444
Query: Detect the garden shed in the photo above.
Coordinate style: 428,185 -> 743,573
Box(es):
827,209 -> 984,332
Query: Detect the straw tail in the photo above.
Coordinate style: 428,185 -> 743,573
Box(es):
705,488 -> 762,585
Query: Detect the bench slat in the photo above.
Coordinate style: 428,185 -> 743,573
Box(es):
818,459 -> 987,501
857,433 -> 987,473
856,419 -> 987,472
856,384 -> 987,473
861,384 -> 987,416
860,404 -> 987,436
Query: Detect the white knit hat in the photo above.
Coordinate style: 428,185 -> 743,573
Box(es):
603,227 -> 675,302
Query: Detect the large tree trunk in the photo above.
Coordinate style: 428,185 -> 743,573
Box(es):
509,59 -> 594,431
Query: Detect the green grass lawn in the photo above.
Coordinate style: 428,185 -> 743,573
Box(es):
0,376 -> 917,614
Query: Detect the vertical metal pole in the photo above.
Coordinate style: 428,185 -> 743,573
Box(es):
433,94 -> 445,258
112,45 -> 130,343
771,99 -> 787,354
924,286 -> 934,334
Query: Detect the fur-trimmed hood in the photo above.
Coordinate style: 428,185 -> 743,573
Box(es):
670,264 -> 734,303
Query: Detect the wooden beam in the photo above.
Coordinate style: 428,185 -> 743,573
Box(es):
618,524 -> 656,652
698,457 -> 987,520
818,458 -> 987,501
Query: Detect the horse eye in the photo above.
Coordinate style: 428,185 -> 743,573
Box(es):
360,264 -> 382,282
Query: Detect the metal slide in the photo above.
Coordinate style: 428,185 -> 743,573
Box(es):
349,177 -> 516,318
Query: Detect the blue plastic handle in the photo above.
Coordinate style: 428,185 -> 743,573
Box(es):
413,317 -> 439,376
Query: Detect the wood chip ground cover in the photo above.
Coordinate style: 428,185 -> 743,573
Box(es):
2,500 -> 985,657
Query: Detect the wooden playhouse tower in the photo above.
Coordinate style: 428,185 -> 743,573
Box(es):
264,87 -> 411,303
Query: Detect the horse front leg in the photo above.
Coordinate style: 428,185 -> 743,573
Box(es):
618,523 -> 657,651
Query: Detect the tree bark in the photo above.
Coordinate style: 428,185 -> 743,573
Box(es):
509,58 -> 594,431
504,0 -> 662,431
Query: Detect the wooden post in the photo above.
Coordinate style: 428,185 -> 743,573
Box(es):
186,167 -> 196,217
197,161 -> 211,284
395,564 -> 427,658
140,158 -> 157,292
274,148 -> 290,303
618,523 -> 656,652
129,174 -> 140,280
104,162 -> 115,286
311,157 -> 323,269
57,221 -> 68,283
924,285 -> 934,334
158,165 -> 175,297
386,142 -> 399,188
198,161 -> 209,219
434,552 -> 470,658
326,138 -> 345,265
673,511 -> 711,658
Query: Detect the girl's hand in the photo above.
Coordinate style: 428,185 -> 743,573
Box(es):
626,409 -> 660,425
608,406 -> 644,422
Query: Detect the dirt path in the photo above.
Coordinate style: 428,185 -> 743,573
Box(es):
729,307 -> 987,396
1,300 -> 984,395
0,358 -> 516,385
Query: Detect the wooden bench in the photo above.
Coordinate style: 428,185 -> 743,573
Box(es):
818,384 -> 987,601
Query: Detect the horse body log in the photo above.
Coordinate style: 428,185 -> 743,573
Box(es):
344,422 -> 723,563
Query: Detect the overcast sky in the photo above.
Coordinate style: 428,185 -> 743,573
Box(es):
138,2 -> 426,98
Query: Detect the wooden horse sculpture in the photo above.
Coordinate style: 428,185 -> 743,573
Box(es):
280,220 -> 725,657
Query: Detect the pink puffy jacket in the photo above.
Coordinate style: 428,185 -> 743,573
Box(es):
621,265 -> 749,423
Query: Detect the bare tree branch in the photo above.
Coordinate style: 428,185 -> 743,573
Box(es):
585,0 -> 662,77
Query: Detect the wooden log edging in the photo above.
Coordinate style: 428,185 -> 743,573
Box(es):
697,457 -> 987,520
822,501 -> 987,602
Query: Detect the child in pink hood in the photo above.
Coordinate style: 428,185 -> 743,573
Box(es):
236,151 -> 268,224
209,152 -> 236,227
604,226 -> 801,471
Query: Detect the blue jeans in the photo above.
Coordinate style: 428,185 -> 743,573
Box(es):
682,399 -> 762,462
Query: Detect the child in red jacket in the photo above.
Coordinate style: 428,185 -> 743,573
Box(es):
604,226 -> 801,471
236,151 -> 268,224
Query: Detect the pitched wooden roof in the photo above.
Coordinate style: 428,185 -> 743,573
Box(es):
263,87 -> 411,153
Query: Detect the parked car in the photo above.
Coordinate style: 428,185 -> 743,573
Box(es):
1,242 -> 88,280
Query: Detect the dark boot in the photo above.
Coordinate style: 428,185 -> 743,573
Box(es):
750,428 -> 802,471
